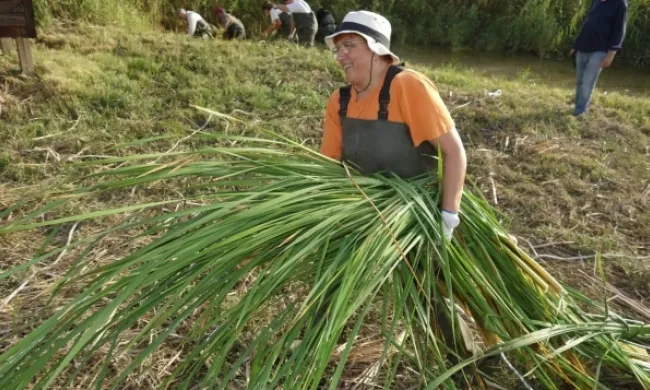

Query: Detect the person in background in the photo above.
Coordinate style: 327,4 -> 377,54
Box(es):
315,8 -> 336,44
176,8 -> 218,39
214,6 -> 246,40
262,1 -> 295,41
273,0 -> 317,47
570,0 -> 627,117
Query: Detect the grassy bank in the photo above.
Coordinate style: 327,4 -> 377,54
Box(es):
1,24 -> 649,387
31,0 -> 650,68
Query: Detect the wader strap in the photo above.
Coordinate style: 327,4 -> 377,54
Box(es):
339,86 -> 351,118
378,65 -> 403,120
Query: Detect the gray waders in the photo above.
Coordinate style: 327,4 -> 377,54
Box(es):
340,66 -> 478,372
291,12 -> 317,47
277,11 -> 293,39
224,20 -> 246,40
194,20 -> 218,39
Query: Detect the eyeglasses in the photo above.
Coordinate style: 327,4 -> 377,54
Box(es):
331,40 -> 365,55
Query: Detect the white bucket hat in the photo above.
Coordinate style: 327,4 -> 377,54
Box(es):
325,11 -> 399,65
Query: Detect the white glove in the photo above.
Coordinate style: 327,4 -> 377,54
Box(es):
441,210 -> 460,241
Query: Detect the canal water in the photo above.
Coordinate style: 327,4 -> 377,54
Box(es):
397,46 -> 650,97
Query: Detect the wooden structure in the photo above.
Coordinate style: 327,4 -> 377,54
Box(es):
0,0 -> 36,75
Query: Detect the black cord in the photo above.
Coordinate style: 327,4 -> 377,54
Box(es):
353,54 -> 375,96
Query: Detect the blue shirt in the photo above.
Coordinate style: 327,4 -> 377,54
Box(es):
573,0 -> 627,52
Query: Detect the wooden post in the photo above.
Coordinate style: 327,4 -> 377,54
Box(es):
0,38 -> 12,55
15,37 -> 33,75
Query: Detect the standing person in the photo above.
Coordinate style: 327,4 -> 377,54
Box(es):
176,8 -> 218,39
320,10 -> 472,358
570,0 -> 627,116
320,10 -> 466,242
214,6 -> 246,40
273,0 -> 317,47
315,8 -> 336,44
262,1 -> 295,41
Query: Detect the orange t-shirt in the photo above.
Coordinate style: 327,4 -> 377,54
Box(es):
320,69 -> 455,160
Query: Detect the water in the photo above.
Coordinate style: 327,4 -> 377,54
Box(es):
397,46 -> 650,97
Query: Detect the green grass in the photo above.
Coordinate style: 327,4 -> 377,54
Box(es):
0,23 -> 649,388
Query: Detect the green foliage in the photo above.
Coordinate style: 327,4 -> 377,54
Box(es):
623,1 -> 650,68
33,0 -> 160,29
0,152 -> 10,171
1,134 -> 650,389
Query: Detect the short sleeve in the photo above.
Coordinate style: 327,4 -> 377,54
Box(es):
394,70 -> 455,146
320,90 -> 343,160
270,9 -> 280,23
187,13 -> 199,36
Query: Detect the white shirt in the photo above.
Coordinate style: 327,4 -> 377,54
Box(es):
269,8 -> 282,23
186,11 -> 206,36
285,0 -> 311,13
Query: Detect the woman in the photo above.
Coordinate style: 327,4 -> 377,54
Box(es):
320,11 -> 467,241
320,12 -> 473,363
214,6 -> 246,40
273,0 -> 317,47
262,1 -> 294,41
176,8 -> 218,39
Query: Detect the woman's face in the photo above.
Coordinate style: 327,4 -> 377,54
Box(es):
333,34 -> 373,85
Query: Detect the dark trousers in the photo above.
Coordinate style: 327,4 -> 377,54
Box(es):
223,23 -> 245,40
